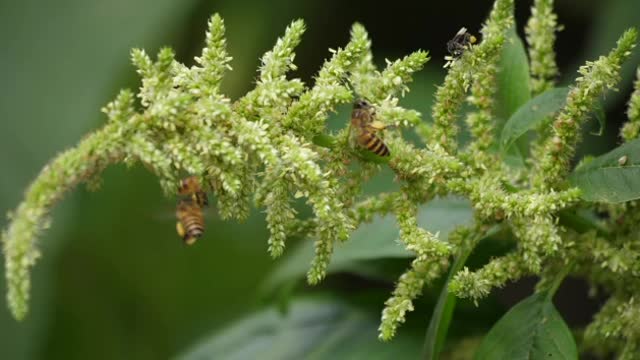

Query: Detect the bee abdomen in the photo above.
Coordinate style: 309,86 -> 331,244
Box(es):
184,217 -> 204,235
182,220 -> 203,244
176,199 -> 205,245
360,132 -> 390,157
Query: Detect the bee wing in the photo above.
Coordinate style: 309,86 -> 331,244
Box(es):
455,27 -> 468,38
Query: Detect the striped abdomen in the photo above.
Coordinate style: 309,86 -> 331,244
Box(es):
176,201 -> 205,245
358,131 -> 390,157
182,215 -> 204,244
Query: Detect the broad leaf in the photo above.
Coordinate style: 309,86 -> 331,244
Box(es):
495,27 -> 532,125
263,197 -> 473,290
500,87 -> 570,152
474,293 -> 578,360
494,27 -> 531,166
569,138 -> 640,203
558,209 -> 609,235
178,298 -> 421,360
312,133 -> 337,148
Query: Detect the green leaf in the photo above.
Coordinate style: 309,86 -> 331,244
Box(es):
558,209 -> 609,236
496,27 -> 531,167
474,293 -> 578,360
312,133 -> 337,148
337,258 -> 415,283
499,87 -> 570,152
262,197 -> 473,290
495,27 -> 532,164
178,297 -> 421,360
495,27 -> 532,123
569,138 -> 640,203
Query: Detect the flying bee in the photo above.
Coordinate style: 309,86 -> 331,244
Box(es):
350,99 -> 390,157
444,27 -> 477,68
178,176 -> 208,208
175,198 -> 205,245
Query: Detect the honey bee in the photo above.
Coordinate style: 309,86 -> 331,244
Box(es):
350,99 -> 390,157
444,27 -> 477,67
178,176 -> 208,208
175,199 -> 205,245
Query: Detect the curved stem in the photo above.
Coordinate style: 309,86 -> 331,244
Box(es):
544,262 -> 573,302
2,124 -> 124,319
422,225 -> 500,359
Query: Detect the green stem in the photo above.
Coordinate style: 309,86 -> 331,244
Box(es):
422,225 -> 500,359
422,251 -> 469,360
544,262 -> 573,302
2,124 -> 124,319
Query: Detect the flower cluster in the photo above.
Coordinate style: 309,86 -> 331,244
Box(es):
2,0 -> 640,357
525,0 -> 560,95
1,12 -> 427,320
534,29 -> 637,188
578,68 -> 640,358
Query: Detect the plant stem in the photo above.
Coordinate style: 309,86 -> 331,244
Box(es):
422,225 -> 499,359
422,252 -> 468,360
544,262 -> 573,302
2,124 -> 124,319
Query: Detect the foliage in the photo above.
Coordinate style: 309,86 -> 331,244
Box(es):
179,297 -> 422,360
2,0 -> 640,358
474,292 -> 577,359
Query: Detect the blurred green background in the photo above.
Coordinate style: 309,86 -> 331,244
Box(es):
1,0 -> 639,358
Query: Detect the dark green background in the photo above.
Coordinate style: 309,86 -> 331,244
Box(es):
1,0 -> 638,358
